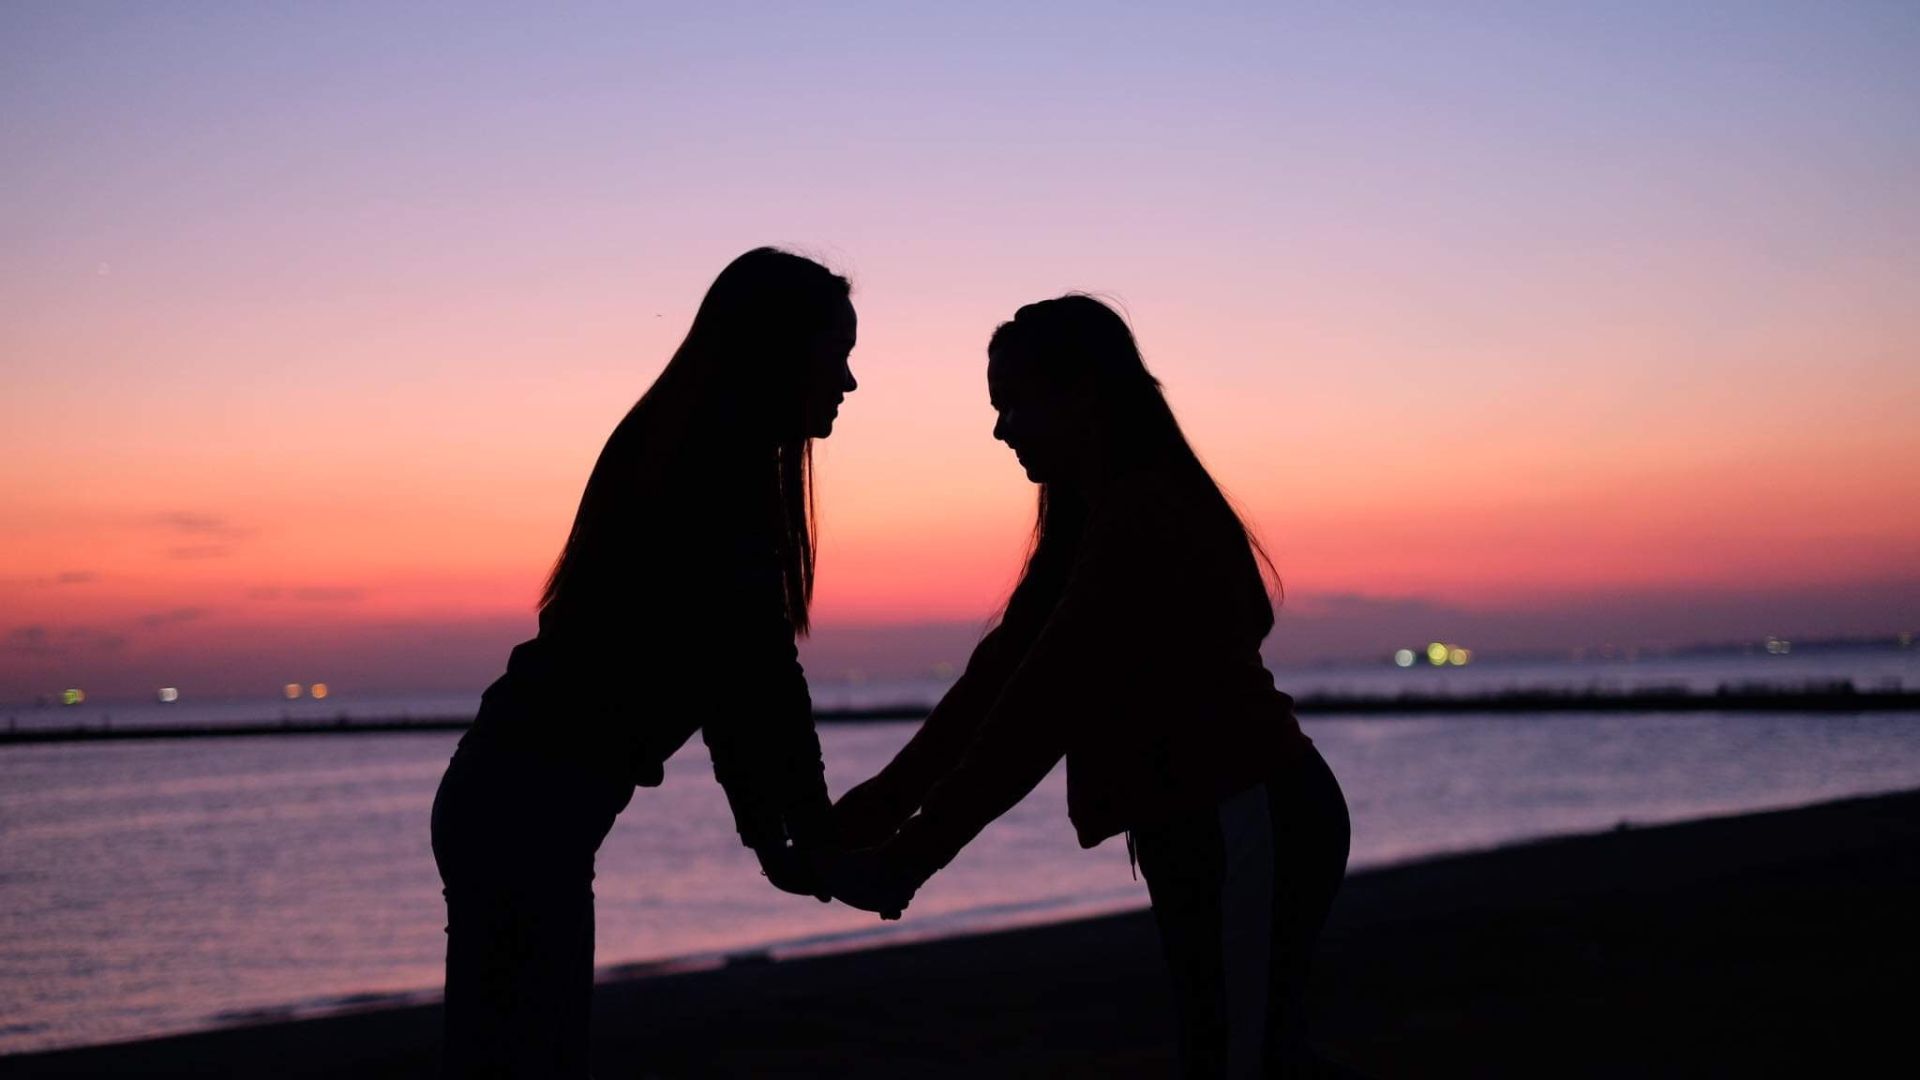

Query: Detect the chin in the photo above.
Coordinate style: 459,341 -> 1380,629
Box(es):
804,404 -> 842,440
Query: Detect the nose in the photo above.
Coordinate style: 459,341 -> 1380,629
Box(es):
992,413 -> 1008,444
843,368 -> 858,394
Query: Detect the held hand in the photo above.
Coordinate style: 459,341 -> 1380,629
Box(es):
831,779 -> 907,850
755,843 -> 831,903
820,849 -> 917,921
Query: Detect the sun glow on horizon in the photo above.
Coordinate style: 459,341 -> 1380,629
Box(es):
3,3 -> 1917,698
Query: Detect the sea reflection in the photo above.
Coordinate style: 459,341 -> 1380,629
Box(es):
3,708 -> 1920,1053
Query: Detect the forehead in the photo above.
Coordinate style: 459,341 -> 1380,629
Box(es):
986,346 -> 1024,381
987,351 -> 1041,407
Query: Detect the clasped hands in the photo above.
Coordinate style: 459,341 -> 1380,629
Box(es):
756,843 -> 918,921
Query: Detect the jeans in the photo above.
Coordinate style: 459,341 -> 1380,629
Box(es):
1133,744 -> 1352,1079
430,738 -> 635,1078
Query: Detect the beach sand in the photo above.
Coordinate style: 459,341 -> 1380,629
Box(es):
7,788 -> 1915,1078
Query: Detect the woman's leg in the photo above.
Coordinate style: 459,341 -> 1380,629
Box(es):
434,745 -> 511,1077
492,876 -> 598,1077
1263,746 -> 1351,1076
1137,797 -> 1238,1078
432,743 -> 630,1078
1136,746 -> 1352,1079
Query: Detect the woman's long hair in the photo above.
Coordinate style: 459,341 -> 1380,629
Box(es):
990,294 -> 1280,629
539,247 -> 850,635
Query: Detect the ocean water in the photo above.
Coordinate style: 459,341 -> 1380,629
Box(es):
2,651 -> 1918,1055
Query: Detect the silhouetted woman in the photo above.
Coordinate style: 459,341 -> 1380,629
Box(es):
828,295 -> 1348,1079
431,248 -> 857,1077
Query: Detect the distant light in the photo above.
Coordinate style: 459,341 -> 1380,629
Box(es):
1393,649 -> 1415,668
310,682 -> 329,700
284,683 -> 303,700
62,688 -> 85,706
1448,647 -> 1472,666
1426,642 -> 1449,666
157,687 -> 179,704
1765,637 -> 1791,656
931,661 -> 956,679
1901,632 -> 1914,649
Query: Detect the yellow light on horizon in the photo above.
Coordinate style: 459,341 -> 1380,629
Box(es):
157,687 -> 179,703
1448,647 -> 1472,666
62,688 -> 85,706
283,683 -> 302,700
311,682 -> 329,700
1426,642 -> 1449,666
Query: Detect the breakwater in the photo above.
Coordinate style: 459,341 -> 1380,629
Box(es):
4,682 -> 1914,746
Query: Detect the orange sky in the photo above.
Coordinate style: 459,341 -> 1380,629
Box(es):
4,4 -> 1918,699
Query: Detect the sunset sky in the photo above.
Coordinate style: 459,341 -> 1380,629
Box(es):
4,2 -> 1917,700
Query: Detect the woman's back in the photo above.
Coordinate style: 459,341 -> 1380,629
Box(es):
1038,465 -> 1307,845
467,435 -> 811,791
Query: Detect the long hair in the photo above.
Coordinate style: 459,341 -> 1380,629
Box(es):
989,294 -> 1280,628
539,247 -> 850,635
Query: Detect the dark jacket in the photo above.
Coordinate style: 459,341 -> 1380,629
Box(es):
462,456 -> 830,852
855,467 -> 1310,881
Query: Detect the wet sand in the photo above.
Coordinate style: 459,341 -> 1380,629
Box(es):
7,788 -> 1916,1077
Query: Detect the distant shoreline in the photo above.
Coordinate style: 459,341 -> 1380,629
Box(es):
4,682 -> 1915,745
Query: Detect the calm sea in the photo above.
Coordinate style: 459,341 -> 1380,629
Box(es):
2,650 -> 1917,1055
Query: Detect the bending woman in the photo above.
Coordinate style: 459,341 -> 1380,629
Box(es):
431,248 -> 857,1077
828,295 -> 1348,1079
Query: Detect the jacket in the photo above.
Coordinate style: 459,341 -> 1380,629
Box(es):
462,458 -> 830,852
861,466 -> 1310,882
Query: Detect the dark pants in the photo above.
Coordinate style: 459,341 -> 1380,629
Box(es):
1133,745 -> 1351,1079
430,739 -> 634,1079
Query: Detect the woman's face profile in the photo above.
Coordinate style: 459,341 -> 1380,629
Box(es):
987,346 -> 1069,485
801,297 -> 859,439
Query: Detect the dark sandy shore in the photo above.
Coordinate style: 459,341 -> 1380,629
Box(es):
7,789 -> 1916,1078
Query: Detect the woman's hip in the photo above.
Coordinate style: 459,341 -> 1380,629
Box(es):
1266,743 -> 1350,861
431,739 -> 635,889
1132,746 -> 1348,894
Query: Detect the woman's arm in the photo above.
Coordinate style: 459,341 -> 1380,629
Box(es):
831,620 -> 1030,847
824,551 -> 1130,915
699,537 -> 831,854
872,492 -> 1160,887
700,618 -> 827,847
